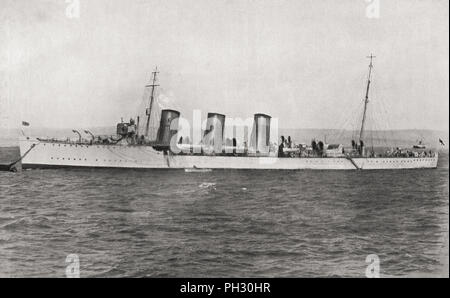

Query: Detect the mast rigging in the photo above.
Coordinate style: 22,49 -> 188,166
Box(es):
145,67 -> 159,137
359,54 -> 375,156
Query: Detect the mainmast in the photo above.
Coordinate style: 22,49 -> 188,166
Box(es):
359,54 -> 375,156
144,67 -> 159,137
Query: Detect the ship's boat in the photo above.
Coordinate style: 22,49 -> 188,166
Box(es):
413,144 -> 426,149
413,140 -> 426,149
184,166 -> 212,173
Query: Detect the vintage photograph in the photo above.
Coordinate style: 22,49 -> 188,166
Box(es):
0,0 -> 448,281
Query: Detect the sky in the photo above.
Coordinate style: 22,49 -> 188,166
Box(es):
0,0 -> 448,131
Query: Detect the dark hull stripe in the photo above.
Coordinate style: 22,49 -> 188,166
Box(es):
20,162 -> 437,171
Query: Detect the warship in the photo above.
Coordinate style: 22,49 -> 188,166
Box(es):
14,56 -> 439,171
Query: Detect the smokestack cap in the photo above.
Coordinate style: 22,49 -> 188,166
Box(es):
254,113 -> 271,119
162,109 -> 181,115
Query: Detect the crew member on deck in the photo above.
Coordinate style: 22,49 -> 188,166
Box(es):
278,137 -> 285,157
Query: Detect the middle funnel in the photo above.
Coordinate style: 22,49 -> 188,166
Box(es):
203,112 -> 226,153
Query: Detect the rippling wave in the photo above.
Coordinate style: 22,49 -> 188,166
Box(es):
0,150 -> 448,277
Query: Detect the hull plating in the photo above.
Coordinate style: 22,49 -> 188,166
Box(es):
19,138 -> 438,170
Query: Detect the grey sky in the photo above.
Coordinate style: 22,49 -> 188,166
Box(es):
1,0 -> 448,131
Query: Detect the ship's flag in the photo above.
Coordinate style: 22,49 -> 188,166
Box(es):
439,138 -> 445,147
22,121 -> 30,126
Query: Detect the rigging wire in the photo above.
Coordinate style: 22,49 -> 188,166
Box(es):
373,80 -> 397,149
328,70 -> 369,145
134,77 -> 164,141
331,100 -> 365,145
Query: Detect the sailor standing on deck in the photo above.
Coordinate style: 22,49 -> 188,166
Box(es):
278,136 -> 285,157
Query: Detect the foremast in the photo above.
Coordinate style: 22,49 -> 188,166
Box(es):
359,54 -> 375,157
144,67 -> 159,137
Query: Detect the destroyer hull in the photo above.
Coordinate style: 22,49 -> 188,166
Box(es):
19,138 -> 438,170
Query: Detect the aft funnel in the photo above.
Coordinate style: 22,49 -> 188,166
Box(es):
253,113 -> 271,153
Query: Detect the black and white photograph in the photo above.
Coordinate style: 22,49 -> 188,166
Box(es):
0,0 -> 448,284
